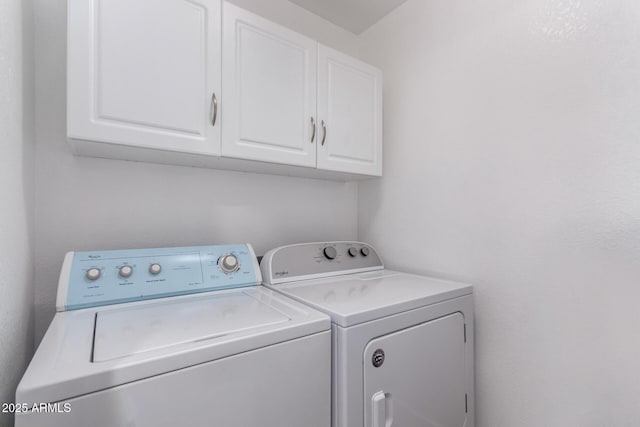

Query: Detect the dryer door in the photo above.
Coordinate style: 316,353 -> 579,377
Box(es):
363,313 -> 468,427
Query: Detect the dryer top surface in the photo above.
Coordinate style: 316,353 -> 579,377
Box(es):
267,270 -> 472,327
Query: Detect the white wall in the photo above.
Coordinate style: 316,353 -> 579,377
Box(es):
0,0 -> 35,424
358,0 -> 640,426
33,0 -> 359,343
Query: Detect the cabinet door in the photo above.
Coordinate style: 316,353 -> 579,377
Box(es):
317,45 -> 383,176
364,313 -> 469,427
222,3 -> 317,167
67,0 -> 221,155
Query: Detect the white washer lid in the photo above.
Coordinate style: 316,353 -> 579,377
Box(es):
268,270 -> 472,327
94,292 -> 290,362
16,287 -> 330,404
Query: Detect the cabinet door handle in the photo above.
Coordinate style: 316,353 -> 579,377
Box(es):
210,93 -> 218,127
310,117 -> 316,143
321,120 -> 327,146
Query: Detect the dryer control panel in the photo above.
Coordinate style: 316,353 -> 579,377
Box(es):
261,241 -> 383,285
57,244 -> 261,311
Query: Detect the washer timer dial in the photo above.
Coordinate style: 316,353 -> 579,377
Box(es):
219,254 -> 240,274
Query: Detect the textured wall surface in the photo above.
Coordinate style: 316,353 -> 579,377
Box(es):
0,0 -> 35,425
357,0 -> 640,425
27,0 -> 640,425
33,0 -> 359,343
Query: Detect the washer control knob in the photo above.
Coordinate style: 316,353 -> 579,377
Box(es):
361,247 -> 370,257
149,263 -> 162,275
348,247 -> 358,257
119,265 -> 133,278
86,268 -> 101,281
219,254 -> 240,274
323,246 -> 337,260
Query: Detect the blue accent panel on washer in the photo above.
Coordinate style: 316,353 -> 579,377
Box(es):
64,244 -> 258,311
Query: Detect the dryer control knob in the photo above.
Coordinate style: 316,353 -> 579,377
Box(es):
323,246 -> 337,260
149,263 -> 162,275
219,254 -> 240,274
119,265 -> 133,278
347,247 -> 358,257
86,268 -> 101,281
361,247 -> 370,257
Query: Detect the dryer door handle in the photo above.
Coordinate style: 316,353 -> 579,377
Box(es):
372,391 -> 393,427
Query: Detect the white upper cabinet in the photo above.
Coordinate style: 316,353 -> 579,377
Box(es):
317,45 -> 383,176
222,3 -> 318,167
67,0 -> 222,155
67,1 -> 382,180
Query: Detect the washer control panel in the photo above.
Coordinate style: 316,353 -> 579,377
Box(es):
57,244 -> 260,311
261,242 -> 383,285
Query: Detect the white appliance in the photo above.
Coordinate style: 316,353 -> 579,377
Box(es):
16,244 -> 331,427
261,241 -> 475,427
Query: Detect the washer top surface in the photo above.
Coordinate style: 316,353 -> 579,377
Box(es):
268,269 -> 472,327
18,286 -> 329,404
93,289 -> 291,362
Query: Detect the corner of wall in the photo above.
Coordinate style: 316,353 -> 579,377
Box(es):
0,0 -> 36,425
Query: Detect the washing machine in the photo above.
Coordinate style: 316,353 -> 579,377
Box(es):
16,243 -> 331,427
261,241 -> 475,427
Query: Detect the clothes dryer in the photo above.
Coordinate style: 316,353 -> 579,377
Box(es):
261,241 -> 474,427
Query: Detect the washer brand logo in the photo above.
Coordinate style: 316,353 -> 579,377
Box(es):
88,255 -> 101,259
274,271 -> 289,277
